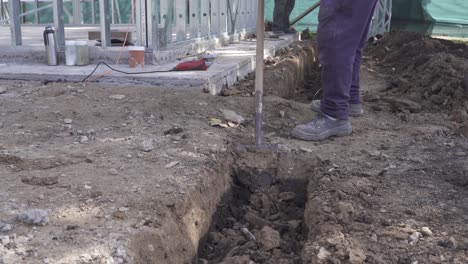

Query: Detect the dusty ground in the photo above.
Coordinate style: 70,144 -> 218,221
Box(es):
0,32 -> 468,264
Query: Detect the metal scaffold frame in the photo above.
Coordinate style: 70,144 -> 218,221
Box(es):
1,0 -> 392,64
369,0 -> 392,37
1,0 -> 258,53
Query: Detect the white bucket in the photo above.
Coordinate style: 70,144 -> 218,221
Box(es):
75,40 -> 89,66
65,40 -> 77,66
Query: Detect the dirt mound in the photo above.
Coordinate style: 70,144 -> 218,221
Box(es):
367,31 -> 468,113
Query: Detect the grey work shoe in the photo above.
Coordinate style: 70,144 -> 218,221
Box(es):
291,114 -> 352,141
310,100 -> 364,117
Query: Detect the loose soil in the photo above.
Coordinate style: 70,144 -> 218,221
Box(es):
198,152 -> 313,264
0,31 -> 467,264
367,31 -> 468,116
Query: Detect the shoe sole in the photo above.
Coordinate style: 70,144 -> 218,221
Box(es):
291,124 -> 353,141
310,102 -> 364,117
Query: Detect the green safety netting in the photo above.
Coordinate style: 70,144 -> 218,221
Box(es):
265,0 -> 468,37
392,0 -> 468,37
13,0 -> 468,37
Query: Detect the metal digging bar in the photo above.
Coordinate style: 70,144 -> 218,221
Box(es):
235,0 -> 278,153
254,0 -> 266,148
290,0 -> 320,26
251,0 -> 278,152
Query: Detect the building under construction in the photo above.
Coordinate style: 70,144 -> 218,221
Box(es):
0,0 -> 392,64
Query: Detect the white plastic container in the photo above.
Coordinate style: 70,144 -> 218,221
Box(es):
65,40 -> 77,66
75,40 -> 89,66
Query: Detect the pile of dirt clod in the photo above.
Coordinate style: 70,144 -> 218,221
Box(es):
367,31 -> 468,113
198,172 -> 307,264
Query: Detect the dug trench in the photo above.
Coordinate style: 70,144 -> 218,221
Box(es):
129,41 -> 322,264
128,148 -> 321,264
196,150 -> 320,264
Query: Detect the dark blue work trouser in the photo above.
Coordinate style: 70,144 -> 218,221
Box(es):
318,0 -> 378,120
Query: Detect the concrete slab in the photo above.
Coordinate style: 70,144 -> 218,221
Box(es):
0,36 -> 298,94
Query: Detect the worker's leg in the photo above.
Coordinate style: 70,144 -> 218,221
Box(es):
292,0 -> 377,141
318,0 -> 378,120
350,0 -> 378,105
272,0 -> 287,32
284,0 -> 295,30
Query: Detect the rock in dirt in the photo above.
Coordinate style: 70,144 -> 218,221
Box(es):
208,117 -> 227,127
438,238 -> 456,249
109,168 -> 119,175
118,207 -> 129,212
387,98 -> 422,113
287,220 -> 302,231
112,246 -> 127,263
409,232 -> 422,245
244,212 -> 269,229
79,135 -> 89,144
164,127 -> 184,135
0,235 -> 11,244
2,252 -> 22,264
21,176 -> 58,186
459,122 -> 468,137
241,227 -> 256,241
63,118 -> 73,124
165,161 -> 180,168
208,232 -> 226,244
421,227 -> 433,237
337,201 -> 355,223
348,248 -> 367,264
278,192 -> 296,202
17,209 -> 49,226
0,221 -> 13,232
221,109 -> 245,124
258,226 -> 280,251
317,247 -> 331,260
140,139 -> 154,152
0,87 -> 6,94
449,236 -> 458,249
109,94 -> 126,100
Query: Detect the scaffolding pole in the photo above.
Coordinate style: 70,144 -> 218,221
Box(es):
0,0 -> 4,23
35,0 -> 40,24
72,0 -> 81,24
99,0 -> 111,47
9,0 -> 22,46
146,0 -> 159,50
52,0 -> 65,49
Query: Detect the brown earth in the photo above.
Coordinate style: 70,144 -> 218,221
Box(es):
0,32 -> 467,264
367,31 -> 468,117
